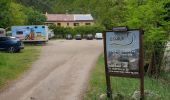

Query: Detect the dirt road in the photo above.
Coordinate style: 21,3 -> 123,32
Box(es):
0,40 -> 103,100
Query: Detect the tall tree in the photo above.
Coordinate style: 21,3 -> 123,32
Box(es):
10,2 -> 27,25
24,7 -> 46,25
0,0 -> 12,28
15,0 -> 54,13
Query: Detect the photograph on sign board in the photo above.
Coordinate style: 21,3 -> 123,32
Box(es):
106,30 -> 140,74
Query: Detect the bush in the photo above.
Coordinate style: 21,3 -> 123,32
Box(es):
49,24 -> 105,38
48,25 -> 73,38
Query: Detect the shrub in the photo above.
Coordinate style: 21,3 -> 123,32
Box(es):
49,24 -> 105,38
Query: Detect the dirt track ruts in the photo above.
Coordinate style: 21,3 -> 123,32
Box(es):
0,40 -> 103,100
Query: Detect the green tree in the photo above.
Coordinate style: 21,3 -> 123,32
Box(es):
125,0 -> 170,75
15,0 -> 54,13
10,2 -> 27,25
0,0 -> 12,28
24,8 -> 46,25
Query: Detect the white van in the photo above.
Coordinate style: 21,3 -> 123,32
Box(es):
95,33 -> 103,39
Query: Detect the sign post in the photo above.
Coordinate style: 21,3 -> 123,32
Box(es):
103,27 -> 144,100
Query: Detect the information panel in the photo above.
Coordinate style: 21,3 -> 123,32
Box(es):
103,27 -> 144,100
105,30 -> 140,75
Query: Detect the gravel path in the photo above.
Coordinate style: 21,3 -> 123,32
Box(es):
0,40 -> 103,100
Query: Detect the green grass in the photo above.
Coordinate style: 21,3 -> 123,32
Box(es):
0,45 -> 41,88
84,55 -> 170,100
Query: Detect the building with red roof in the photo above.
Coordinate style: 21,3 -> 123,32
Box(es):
45,13 -> 94,27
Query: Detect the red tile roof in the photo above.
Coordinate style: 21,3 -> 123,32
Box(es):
46,14 -> 94,22
46,14 -> 74,22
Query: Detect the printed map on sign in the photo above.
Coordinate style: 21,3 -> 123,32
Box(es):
106,30 -> 140,74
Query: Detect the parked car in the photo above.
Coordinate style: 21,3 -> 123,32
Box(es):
86,34 -> 93,40
65,34 -> 73,40
95,33 -> 103,39
75,34 -> 82,40
0,36 -> 24,53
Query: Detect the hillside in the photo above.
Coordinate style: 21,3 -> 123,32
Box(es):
1,0 -> 169,31
15,0 -> 117,24
15,0 -> 169,28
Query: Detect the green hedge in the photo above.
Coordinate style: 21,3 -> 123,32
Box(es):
49,24 -> 105,38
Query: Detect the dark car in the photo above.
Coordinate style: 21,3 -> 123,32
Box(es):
0,37 -> 24,53
86,34 -> 93,40
65,34 -> 73,40
75,34 -> 82,40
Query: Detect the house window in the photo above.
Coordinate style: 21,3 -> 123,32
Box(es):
57,23 -> 61,26
46,23 -> 54,26
67,23 -> 69,26
85,23 -> 91,25
74,23 -> 79,26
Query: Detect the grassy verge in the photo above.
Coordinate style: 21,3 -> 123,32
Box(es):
0,45 -> 41,88
84,54 -> 170,100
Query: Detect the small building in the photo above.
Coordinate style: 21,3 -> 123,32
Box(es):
45,13 -> 94,27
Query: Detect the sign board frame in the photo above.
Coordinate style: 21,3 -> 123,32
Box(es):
103,27 -> 144,100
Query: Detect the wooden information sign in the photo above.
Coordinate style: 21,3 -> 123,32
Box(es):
103,27 -> 144,100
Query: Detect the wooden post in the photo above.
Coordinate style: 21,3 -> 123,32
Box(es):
105,74 -> 113,99
103,32 -> 113,100
140,30 -> 144,100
